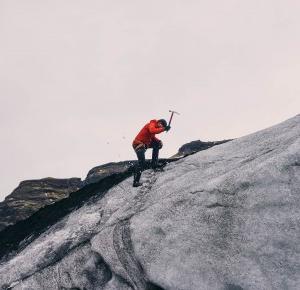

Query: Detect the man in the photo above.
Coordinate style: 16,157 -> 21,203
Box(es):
132,119 -> 171,187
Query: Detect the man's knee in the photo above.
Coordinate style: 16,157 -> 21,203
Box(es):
153,140 -> 163,149
133,143 -> 147,154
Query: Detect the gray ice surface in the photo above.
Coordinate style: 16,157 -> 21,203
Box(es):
0,115 -> 299,290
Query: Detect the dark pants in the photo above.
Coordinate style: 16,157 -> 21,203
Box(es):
133,140 -> 162,183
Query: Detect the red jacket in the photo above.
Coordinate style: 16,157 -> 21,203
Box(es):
133,120 -> 165,147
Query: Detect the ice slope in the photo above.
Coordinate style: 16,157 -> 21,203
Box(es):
0,115 -> 299,290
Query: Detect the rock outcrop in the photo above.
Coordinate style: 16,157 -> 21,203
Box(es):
0,177 -> 83,231
0,115 -> 299,290
84,161 -> 136,186
172,139 -> 232,158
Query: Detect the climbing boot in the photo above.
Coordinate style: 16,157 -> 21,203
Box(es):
133,181 -> 143,187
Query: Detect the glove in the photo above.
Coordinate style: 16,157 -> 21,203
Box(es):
165,125 -> 171,132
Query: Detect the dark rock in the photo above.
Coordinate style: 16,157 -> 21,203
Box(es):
172,139 -> 232,158
84,161 -> 135,186
0,177 -> 83,231
84,159 -> 176,186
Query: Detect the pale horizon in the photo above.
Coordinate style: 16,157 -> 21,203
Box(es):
1,0 -> 300,200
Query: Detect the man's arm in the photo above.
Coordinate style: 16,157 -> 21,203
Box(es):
148,122 -> 165,134
152,136 -> 163,149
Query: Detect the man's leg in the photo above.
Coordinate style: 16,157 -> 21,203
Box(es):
151,140 -> 162,169
133,144 -> 146,186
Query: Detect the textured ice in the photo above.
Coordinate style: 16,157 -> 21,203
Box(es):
0,115 -> 299,290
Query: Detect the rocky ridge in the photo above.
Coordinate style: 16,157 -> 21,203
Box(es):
0,140 -> 228,232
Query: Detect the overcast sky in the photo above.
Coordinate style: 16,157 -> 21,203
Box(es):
1,0 -> 299,201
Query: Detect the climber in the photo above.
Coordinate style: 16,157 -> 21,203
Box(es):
132,119 -> 171,187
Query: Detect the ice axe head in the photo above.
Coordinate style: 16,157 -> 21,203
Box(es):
168,110 -> 180,126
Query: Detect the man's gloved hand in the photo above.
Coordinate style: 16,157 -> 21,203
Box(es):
165,125 -> 171,132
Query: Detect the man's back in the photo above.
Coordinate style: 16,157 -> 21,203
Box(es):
133,119 -> 165,147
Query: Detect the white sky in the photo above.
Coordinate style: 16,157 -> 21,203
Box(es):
1,0 -> 299,200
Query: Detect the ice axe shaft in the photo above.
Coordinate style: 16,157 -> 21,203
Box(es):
168,110 -> 180,126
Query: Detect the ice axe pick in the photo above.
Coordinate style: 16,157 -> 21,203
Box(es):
167,110 -> 180,129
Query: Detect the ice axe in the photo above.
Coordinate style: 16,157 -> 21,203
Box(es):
167,110 -> 180,131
